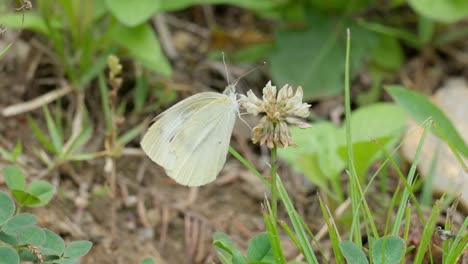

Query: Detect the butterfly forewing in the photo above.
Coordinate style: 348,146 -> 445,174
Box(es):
141,91 -> 237,186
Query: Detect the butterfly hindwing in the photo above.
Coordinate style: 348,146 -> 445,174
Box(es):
168,96 -> 237,186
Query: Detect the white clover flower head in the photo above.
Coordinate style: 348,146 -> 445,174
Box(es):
239,81 -> 311,148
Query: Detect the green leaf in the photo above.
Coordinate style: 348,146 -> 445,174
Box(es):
105,0 -> 161,26
2,213 -> 37,236
386,85 -> 468,157
0,192 -> 15,225
67,125 -> 93,155
2,165 -> 25,191
0,231 -> 18,246
408,0 -> 468,23
270,12 -> 377,100
53,258 -> 77,264
11,190 -> 41,207
247,233 -> 273,262
43,106 -> 63,153
0,146 -> 13,161
19,249 -> 36,262
339,240 -> 369,264
339,103 -> 406,143
0,13 -> 49,35
63,240 -> 93,258
337,137 -> 393,179
67,153 -> 98,161
116,124 -> 145,146
110,24 -> 171,76
370,35 -> 404,71
11,141 -> 22,161
279,122 -> 344,191
27,181 -> 54,207
134,75 -> 149,111
371,236 -> 405,264
213,232 -> 247,264
18,226 -> 46,246
27,116 -> 57,154
0,246 -> 20,264
40,229 -> 65,256
140,257 -> 155,264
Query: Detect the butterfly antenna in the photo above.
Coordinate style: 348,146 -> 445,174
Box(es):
222,52 -> 231,84
232,61 -> 267,86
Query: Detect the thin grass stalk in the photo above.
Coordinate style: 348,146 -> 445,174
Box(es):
392,120 -> 431,235
413,198 -> 444,263
277,177 -> 319,263
262,200 -> 286,264
318,194 -> 344,264
271,146 -> 278,218
343,29 -> 362,245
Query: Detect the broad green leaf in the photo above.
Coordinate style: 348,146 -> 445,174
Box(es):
105,0 -> 161,26
0,231 -> 18,246
40,229 -> 65,255
337,137 -> 393,179
19,249 -> 36,262
0,246 -> 20,264
339,240 -> 369,264
110,24 -> 171,76
279,122 -> 344,191
2,165 -> 25,191
27,181 -> 54,207
247,233 -> 273,262
11,190 -> 41,207
386,85 -> 468,157
371,236 -> 405,264
18,226 -> 46,246
408,0 -> 468,23
213,232 -> 247,264
2,213 -> 36,235
63,240 -> 93,258
338,103 -> 406,143
370,35 -> 404,71
270,12 -> 377,100
0,192 -> 15,225
0,13 -> 49,35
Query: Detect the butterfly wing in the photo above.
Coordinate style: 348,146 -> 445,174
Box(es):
141,92 -> 237,186
141,92 -> 224,170
167,97 -> 237,186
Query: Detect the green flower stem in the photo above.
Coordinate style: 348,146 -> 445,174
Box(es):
271,146 -> 278,219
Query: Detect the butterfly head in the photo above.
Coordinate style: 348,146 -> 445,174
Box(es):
223,84 -> 236,95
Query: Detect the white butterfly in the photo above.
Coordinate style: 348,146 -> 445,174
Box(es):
140,85 -> 238,186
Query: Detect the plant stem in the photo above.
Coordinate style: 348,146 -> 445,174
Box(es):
271,146 -> 278,219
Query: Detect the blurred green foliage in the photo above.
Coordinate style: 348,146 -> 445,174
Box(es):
279,103 -> 406,202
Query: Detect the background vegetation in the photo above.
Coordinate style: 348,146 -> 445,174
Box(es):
0,0 -> 467,263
